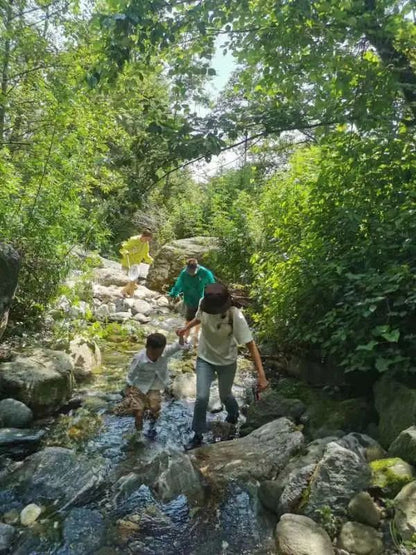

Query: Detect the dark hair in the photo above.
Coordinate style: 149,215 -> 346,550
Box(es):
141,230 -> 152,238
146,333 -> 167,349
200,283 -> 232,314
186,258 -> 198,270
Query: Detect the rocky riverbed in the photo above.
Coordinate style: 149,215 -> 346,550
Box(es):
1,253 -> 416,554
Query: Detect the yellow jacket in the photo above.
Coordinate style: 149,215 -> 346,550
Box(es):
120,235 -> 153,268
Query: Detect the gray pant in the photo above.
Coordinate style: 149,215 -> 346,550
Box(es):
192,357 -> 239,434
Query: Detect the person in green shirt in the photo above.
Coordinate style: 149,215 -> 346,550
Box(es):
168,258 -> 215,343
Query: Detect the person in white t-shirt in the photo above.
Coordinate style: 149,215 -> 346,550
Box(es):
176,283 -> 269,450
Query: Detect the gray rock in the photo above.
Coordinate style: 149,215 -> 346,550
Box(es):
128,299 -> 152,316
0,447 -> 109,509
258,480 -> 284,514
0,244 -> 20,341
0,522 -> 15,553
303,442 -> 371,517
171,374 -> 196,399
389,426 -> 416,465
0,348 -> 74,416
92,284 -> 123,302
394,480 -> 416,541
108,311 -> 131,322
374,374 -> 416,448
348,492 -> 381,528
146,236 -> 219,292
338,521 -> 383,554
152,451 -> 205,504
189,418 -> 304,487
275,513 -> 334,555
62,508 -> 105,555
68,337 -> 101,380
132,312 -> 151,324
0,428 -> 45,458
336,433 -> 384,462
0,399 -> 33,428
93,304 -> 111,320
93,266 -> 130,287
240,389 -> 306,436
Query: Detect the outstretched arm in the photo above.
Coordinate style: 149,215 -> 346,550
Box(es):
176,318 -> 201,336
246,340 -> 269,391
169,272 -> 184,298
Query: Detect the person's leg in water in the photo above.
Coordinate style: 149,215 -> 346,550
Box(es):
217,361 -> 239,426
184,305 -> 199,346
146,390 -> 161,439
185,357 -> 215,450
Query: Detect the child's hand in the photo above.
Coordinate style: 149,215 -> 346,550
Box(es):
176,327 -> 187,337
178,335 -> 185,345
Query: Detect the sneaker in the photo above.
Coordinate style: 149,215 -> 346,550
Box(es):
184,433 -> 203,451
145,424 -> 157,440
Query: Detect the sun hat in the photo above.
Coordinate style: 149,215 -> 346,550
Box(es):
200,283 -> 232,314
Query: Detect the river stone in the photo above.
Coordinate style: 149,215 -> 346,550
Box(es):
374,374 -> 416,448
125,299 -> 152,316
338,521 -> 383,554
20,503 -> 42,526
275,513 -> 334,555
146,236 -> 219,292
370,457 -> 415,497
68,337 -> 101,380
93,266 -> 130,287
240,389 -> 306,436
0,348 -> 74,416
108,311 -> 131,322
394,480 -> 416,540
152,451 -> 205,504
92,284 -> 123,302
347,492 -> 381,528
0,522 -> 15,553
0,447 -> 109,509
389,426 -> 416,466
0,244 -> 20,341
189,417 -> 304,486
0,398 -> 33,428
0,428 -> 45,458
171,374 -> 197,399
62,508 -> 105,554
302,441 -> 371,517
336,433 -> 385,462
133,313 -> 151,324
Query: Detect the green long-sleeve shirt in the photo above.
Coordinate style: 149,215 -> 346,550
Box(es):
169,265 -> 215,308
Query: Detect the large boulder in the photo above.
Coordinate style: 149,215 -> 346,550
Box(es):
61,508 -> 106,555
275,513 -> 334,555
374,374 -> 416,448
0,428 -> 45,458
189,418 -> 304,487
0,399 -> 33,428
394,480 -> 416,541
0,349 -> 74,416
389,426 -> 416,465
146,237 -> 219,292
302,441 -> 371,517
240,389 -> 305,436
0,244 -> 20,340
370,457 -> 415,497
0,447 -> 109,509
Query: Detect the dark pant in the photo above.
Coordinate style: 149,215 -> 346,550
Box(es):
185,304 -> 198,321
192,357 -> 239,434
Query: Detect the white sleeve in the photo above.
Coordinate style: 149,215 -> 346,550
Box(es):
163,342 -> 182,358
232,307 -> 253,345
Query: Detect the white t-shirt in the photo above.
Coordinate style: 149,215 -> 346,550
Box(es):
196,305 -> 253,365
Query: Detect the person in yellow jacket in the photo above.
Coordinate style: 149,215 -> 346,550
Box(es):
120,230 -> 153,297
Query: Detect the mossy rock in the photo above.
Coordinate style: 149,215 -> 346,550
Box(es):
370,458 -> 415,497
277,378 -> 373,439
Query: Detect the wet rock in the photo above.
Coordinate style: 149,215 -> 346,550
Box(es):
0,348 -> 74,416
275,513 -> 334,555
146,236 -> 219,292
190,417 -> 304,486
374,374 -> 416,448
347,492 -> 381,528
394,480 -> 416,541
0,399 -> 33,428
0,522 -> 15,553
370,457 -> 415,497
171,373 -> 196,399
0,428 -> 45,458
336,433 -> 385,462
3,508 -> 19,525
20,503 -> 42,526
302,441 -> 371,517
69,337 -> 101,380
338,521 -> 383,554
240,389 -> 306,436
62,508 -> 105,554
0,447 -> 109,509
389,426 -> 416,465
0,244 -> 20,341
